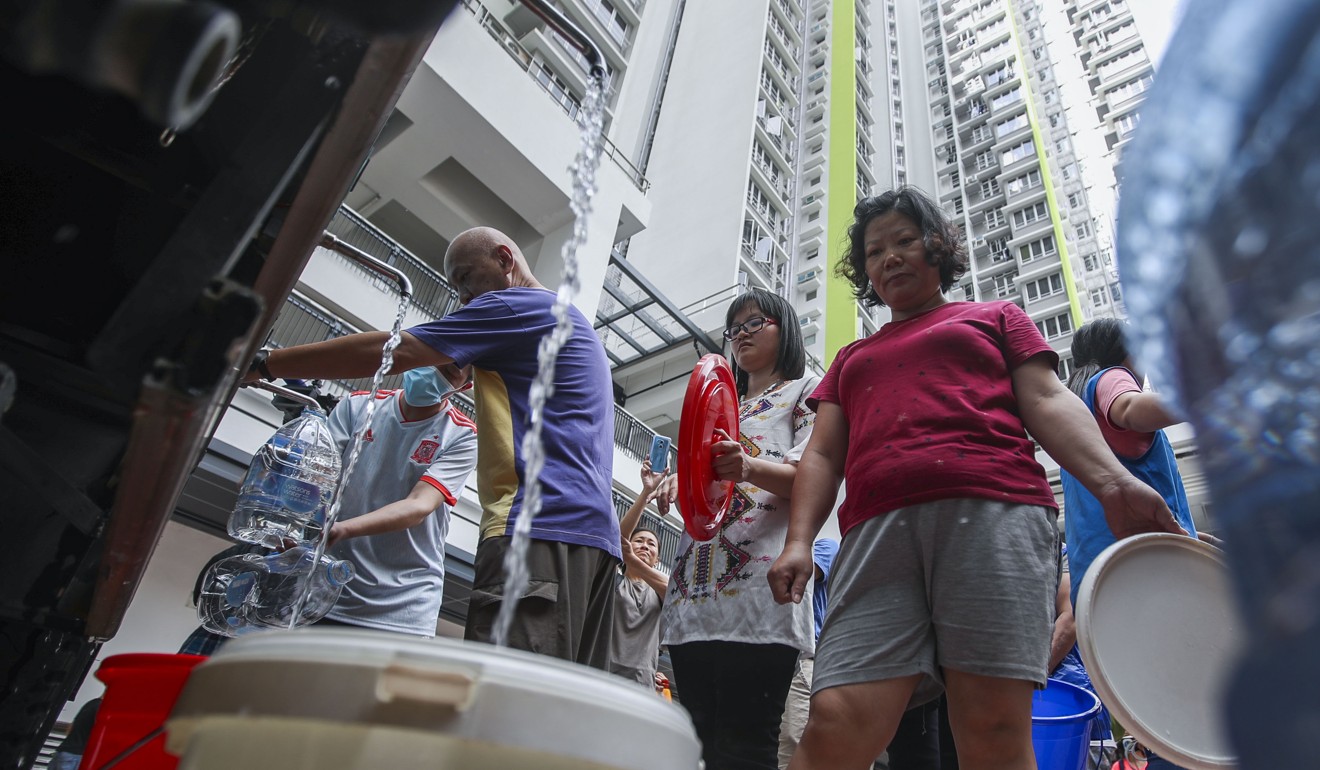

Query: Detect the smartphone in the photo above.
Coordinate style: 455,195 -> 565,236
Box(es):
648,435 -> 672,473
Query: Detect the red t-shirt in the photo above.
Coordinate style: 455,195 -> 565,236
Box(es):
810,301 -> 1059,536
1093,367 -> 1155,459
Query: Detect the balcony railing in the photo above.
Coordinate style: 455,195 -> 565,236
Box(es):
271,205 -> 672,467
325,207 -> 463,321
461,0 -> 650,193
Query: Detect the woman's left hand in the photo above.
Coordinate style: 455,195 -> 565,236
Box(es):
711,428 -> 750,482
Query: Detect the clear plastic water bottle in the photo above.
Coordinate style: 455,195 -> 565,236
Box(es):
197,546 -> 355,636
229,407 -> 341,548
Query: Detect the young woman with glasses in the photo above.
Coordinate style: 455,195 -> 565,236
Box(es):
660,287 -> 820,770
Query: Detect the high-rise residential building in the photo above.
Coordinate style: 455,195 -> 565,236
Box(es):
616,0 -> 880,389
867,0 -> 1208,529
886,0 -> 1112,378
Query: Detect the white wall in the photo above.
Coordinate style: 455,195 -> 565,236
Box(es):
623,0 -> 769,309
59,522 -> 231,723
356,10 -> 651,316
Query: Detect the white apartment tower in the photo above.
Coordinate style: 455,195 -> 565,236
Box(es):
1063,0 -> 1160,175
620,0 -> 879,370
872,0 -> 1124,377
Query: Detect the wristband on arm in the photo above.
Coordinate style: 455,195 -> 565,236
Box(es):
248,348 -> 275,380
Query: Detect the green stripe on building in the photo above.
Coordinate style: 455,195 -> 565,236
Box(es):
825,0 -> 859,365
1006,0 -> 1084,329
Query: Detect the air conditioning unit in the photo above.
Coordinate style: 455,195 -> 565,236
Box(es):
973,238 -> 987,248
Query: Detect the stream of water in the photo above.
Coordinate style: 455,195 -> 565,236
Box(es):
492,75 -> 607,648
287,302 -> 410,628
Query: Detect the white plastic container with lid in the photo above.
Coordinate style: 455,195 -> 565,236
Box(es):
1075,533 -> 1242,770
164,628 -> 702,770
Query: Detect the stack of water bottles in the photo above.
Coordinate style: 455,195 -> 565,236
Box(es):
197,395 -> 355,637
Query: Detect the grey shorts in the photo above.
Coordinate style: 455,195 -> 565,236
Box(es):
813,499 -> 1060,708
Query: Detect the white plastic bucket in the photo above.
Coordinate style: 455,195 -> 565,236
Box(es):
164,628 -> 701,769
1074,533 -> 1241,770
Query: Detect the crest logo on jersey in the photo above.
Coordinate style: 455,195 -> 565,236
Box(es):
411,439 -> 439,464
363,429 -> 374,443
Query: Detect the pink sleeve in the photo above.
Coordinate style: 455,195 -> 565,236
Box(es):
1093,368 -> 1154,458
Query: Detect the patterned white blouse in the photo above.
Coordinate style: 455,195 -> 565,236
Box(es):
660,375 -> 820,653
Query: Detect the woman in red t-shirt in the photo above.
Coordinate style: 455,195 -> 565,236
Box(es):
767,187 -> 1183,770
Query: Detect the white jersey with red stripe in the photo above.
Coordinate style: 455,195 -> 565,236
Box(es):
323,389 -> 477,635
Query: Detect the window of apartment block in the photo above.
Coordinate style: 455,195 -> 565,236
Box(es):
747,181 -> 780,227
1084,253 -> 1100,271
1024,273 -> 1064,302
976,150 -> 997,171
995,113 -> 1029,138
804,333 -> 817,346
1099,48 -> 1145,80
1116,112 -> 1140,137
985,208 -> 1005,227
592,0 -> 630,46
984,64 -> 1014,87
1019,234 -> 1057,263
1075,221 -> 1092,239
1110,282 -> 1124,303
991,87 -> 1023,111
1005,168 -> 1043,195
1091,287 -> 1106,307
1049,111 -> 1061,128
1035,312 -> 1072,340
971,124 -> 993,144
993,272 -> 1017,298
532,62 -> 580,116
805,248 -> 819,260
981,179 -> 1001,198
1068,192 -> 1084,209
1108,74 -> 1154,104
1001,139 -> 1035,167
1058,355 -> 1073,381
1013,201 -> 1049,227
806,289 -> 818,301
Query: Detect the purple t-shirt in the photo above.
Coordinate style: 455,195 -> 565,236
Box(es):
407,287 -> 620,558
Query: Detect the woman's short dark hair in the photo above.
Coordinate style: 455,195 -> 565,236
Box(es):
1066,317 -> 1130,398
629,526 -> 660,541
725,288 -> 806,396
837,186 -> 968,307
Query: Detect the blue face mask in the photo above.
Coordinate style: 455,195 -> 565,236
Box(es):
401,368 -> 450,407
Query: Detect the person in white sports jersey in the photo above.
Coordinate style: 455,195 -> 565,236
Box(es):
318,361 -> 479,636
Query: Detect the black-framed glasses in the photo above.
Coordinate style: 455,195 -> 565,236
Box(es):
722,316 -> 778,340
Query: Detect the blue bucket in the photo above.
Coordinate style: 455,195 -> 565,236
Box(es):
1031,679 -> 1101,770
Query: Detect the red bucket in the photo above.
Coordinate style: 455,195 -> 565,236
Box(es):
80,653 -> 207,770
